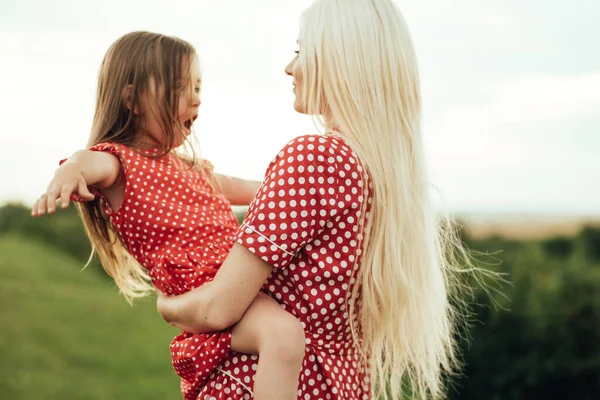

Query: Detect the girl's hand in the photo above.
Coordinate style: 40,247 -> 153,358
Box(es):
31,163 -> 95,216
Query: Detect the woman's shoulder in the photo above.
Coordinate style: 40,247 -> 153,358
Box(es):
263,133 -> 366,196
276,134 -> 360,166
282,133 -> 350,149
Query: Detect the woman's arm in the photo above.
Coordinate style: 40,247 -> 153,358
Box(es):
32,150 -> 121,216
214,174 -> 261,206
158,135 -> 342,333
157,242 -> 274,332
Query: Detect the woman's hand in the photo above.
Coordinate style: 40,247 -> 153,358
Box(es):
32,163 -> 95,216
156,289 -> 181,329
154,244 -> 274,333
156,284 -> 216,333
156,289 -> 173,324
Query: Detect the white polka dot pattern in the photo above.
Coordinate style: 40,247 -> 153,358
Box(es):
83,142 -> 240,400
198,134 -> 373,399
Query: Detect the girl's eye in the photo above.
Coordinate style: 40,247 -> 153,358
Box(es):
193,86 -> 200,94
294,50 -> 299,55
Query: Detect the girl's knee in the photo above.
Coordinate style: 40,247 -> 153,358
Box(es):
263,317 -> 305,365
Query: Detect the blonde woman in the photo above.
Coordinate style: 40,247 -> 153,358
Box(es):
157,0 -> 469,398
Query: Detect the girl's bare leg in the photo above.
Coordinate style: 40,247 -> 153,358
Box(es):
230,292 -> 305,400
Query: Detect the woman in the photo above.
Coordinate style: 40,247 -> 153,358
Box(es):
158,0 -> 469,398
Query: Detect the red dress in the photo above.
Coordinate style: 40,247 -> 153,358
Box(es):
75,142 -> 239,400
197,134 -> 373,399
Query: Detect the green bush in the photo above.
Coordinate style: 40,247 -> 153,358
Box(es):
450,230 -> 600,400
2,203 -> 600,399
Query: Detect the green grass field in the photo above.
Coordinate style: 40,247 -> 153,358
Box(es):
0,234 -> 182,399
3,203 -> 600,399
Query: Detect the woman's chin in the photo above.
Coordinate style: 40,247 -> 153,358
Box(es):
293,101 -> 308,115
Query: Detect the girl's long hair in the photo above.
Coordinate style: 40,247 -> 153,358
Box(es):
298,0 -> 483,397
78,31 -> 198,302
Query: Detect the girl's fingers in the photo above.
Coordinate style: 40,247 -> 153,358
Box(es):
77,181 -> 95,201
46,190 -> 59,214
60,186 -> 73,209
35,196 -> 47,216
33,177 -> 83,216
31,198 -> 42,216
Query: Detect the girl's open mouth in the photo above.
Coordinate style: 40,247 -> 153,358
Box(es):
182,115 -> 197,133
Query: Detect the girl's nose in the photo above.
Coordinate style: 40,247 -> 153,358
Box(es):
192,93 -> 201,107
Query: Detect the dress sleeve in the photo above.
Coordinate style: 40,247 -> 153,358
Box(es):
233,134 -> 362,269
58,142 -> 133,208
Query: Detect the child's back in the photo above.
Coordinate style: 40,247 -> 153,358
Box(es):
78,143 -> 237,397
90,143 -> 239,295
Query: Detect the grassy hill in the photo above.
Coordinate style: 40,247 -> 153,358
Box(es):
3,203 -> 600,399
0,234 -> 182,400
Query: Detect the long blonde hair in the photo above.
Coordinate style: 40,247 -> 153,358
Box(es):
299,0 -> 474,398
78,31 -> 198,302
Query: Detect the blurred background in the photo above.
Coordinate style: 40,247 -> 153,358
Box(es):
1,0 -> 599,399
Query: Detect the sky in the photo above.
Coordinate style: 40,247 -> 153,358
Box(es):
0,0 -> 599,216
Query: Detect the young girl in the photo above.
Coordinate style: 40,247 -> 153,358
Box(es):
31,31 -> 304,400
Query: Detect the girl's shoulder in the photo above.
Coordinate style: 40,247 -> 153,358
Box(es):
88,142 -> 171,183
88,142 -> 147,165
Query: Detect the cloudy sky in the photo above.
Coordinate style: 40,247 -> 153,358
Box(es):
1,0 -> 598,216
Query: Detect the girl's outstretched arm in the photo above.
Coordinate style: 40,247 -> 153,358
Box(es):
31,150 -> 121,216
214,174 -> 261,206
157,242 -> 273,333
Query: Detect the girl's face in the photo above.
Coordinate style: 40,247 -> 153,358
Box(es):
138,58 -> 201,149
285,49 -> 306,114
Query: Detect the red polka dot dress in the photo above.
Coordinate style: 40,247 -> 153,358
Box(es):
197,134 -> 373,399
76,142 -> 239,400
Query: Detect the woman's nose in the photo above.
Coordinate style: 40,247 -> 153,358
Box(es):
285,58 -> 295,76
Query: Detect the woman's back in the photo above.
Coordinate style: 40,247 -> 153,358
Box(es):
198,134 -> 372,399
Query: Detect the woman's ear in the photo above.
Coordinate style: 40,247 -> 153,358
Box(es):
122,84 -> 139,114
